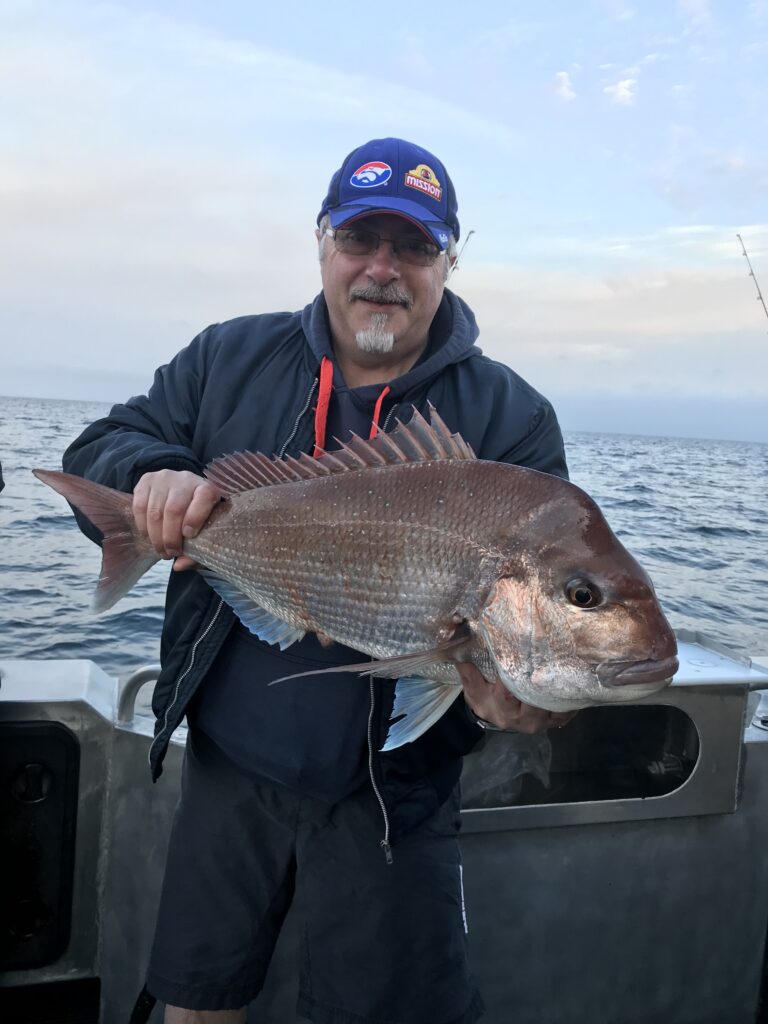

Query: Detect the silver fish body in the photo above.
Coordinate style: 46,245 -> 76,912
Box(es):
34,409 -> 678,747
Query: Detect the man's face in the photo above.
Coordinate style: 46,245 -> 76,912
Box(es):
318,213 -> 447,360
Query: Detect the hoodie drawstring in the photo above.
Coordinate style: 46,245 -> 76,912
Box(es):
313,356 -> 391,455
369,385 -> 391,438
312,356 -> 335,457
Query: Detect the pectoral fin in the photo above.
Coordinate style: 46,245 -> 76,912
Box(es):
198,571 -> 306,650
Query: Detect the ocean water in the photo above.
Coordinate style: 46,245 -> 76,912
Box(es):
1,394 -> 766,679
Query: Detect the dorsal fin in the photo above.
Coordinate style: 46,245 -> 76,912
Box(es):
204,404 -> 476,497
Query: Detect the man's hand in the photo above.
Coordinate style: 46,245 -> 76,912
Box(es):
456,662 -> 577,734
132,470 -> 220,571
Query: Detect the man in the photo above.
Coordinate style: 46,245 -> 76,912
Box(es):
64,138 -> 570,1023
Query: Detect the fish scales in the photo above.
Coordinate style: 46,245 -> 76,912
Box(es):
185,459 -> 511,661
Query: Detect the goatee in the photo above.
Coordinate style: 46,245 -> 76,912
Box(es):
356,313 -> 395,354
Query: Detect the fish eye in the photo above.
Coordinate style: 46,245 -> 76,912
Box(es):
565,579 -> 603,609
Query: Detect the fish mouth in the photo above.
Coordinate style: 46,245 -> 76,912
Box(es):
596,655 -> 679,688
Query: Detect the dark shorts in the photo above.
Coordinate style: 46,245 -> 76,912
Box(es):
146,729 -> 484,1024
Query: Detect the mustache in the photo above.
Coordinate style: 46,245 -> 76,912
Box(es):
349,284 -> 414,310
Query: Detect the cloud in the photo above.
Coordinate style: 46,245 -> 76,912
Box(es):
542,223 -> 768,269
0,3 -> 523,160
678,0 -> 712,27
471,16 -> 548,54
599,0 -> 636,21
395,32 -> 436,78
712,154 -> 748,173
670,83 -> 693,103
457,258 -> 768,411
604,78 -> 638,105
552,71 -> 576,101
651,123 -> 768,213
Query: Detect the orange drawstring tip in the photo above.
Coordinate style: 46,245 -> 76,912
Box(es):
369,386 -> 391,439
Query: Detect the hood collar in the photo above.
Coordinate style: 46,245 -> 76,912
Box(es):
300,289 -> 480,400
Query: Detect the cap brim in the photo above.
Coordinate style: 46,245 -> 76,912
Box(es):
328,198 -> 451,249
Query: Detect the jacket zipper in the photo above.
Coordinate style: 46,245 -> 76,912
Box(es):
367,677 -> 393,864
279,377 -> 318,458
289,374 -> 394,861
148,598 -> 225,768
381,402 -> 400,433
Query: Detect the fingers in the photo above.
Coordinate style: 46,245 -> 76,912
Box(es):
455,661 -> 493,700
460,672 -> 524,730
503,702 -> 552,735
159,484 -> 192,557
172,555 -> 199,573
182,481 -> 221,540
132,470 -> 219,559
458,665 -> 578,734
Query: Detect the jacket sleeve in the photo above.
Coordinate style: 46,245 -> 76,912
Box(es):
498,397 -> 569,481
62,327 -> 215,541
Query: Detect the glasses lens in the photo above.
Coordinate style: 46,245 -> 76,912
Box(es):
393,238 -> 441,267
332,227 -> 442,266
333,228 -> 377,255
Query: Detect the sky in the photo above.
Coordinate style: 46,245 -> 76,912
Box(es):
1,0 -> 767,442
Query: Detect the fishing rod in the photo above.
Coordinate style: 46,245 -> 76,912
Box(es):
736,233 -> 768,332
449,229 -> 475,277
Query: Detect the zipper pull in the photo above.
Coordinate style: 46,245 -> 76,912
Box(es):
381,839 -> 394,865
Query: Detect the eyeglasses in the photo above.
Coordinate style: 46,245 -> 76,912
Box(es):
325,227 -> 445,267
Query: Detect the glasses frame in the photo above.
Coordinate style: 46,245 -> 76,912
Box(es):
324,227 -> 446,267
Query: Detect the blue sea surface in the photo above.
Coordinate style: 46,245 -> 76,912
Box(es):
1,394 -> 766,678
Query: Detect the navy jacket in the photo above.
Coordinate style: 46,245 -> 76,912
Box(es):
63,290 -> 568,840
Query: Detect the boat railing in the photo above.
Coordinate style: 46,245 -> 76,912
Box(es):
116,664 -> 161,726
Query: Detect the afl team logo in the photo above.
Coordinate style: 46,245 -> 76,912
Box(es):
404,164 -> 443,202
350,161 -> 393,188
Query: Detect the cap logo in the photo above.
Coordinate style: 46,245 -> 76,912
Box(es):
404,164 -> 443,202
350,161 -> 392,188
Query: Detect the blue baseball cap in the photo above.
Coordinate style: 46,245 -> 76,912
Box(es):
317,137 -> 460,249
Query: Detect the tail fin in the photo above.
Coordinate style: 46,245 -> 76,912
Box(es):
33,469 -> 160,612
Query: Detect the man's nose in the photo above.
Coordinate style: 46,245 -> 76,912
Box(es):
364,240 -> 401,283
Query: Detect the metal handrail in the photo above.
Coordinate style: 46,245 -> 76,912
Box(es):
117,664 -> 161,725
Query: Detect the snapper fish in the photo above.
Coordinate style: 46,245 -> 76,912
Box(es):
34,408 -> 678,749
